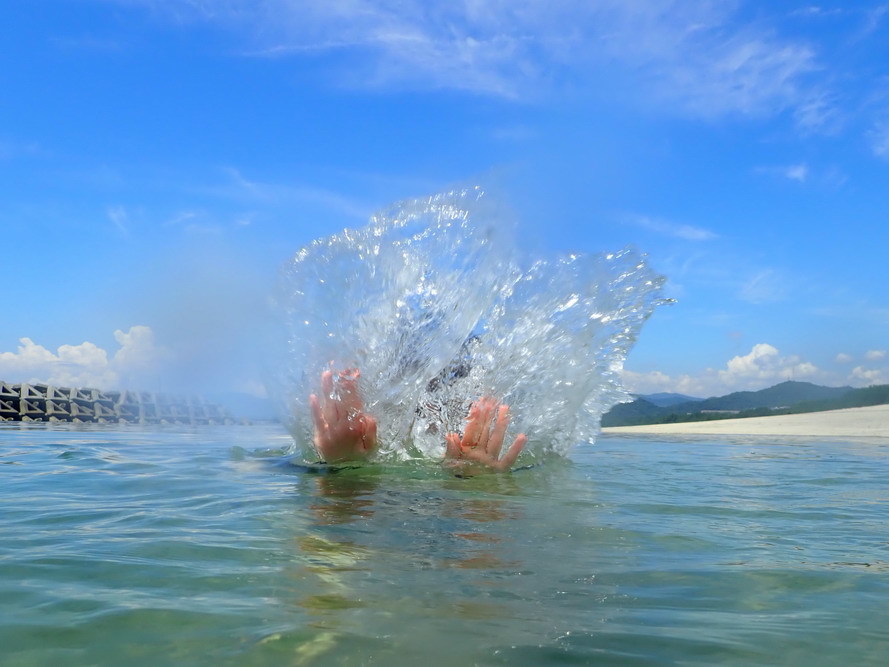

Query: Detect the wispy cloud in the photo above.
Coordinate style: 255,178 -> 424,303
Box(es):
625,214 -> 717,241
0,138 -> 44,161
869,118 -> 889,158
738,268 -> 789,304
50,35 -> 124,52
199,167 -> 372,220
105,0 -> 829,125
107,205 -> 130,235
866,349 -> 887,361
858,4 -> 889,38
784,163 -> 809,182
163,210 -> 201,227
755,163 -> 810,182
789,6 -> 845,19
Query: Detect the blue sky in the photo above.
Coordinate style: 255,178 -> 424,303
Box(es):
1,0 -> 887,398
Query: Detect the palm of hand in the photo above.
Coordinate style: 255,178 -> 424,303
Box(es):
445,397 -> 527,472
310,368 -> 378,462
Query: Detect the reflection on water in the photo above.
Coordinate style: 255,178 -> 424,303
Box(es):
281,466 -> 532,663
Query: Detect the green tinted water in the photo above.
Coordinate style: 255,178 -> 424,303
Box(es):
2,424 -> 888,665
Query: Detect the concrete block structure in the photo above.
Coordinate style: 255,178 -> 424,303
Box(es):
0,381 -> 236,424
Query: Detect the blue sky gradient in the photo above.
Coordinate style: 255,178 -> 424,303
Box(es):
2,0 -> 887,397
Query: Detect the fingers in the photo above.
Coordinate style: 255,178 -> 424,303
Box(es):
360,415 -> 378,453
452,396 -> 526,471
337,368 -> 364,416
463,397 -> 496,449
487,404 -> 510,458
321,369 -> 334,396
462,402 -> 484,447
445,432 -> 462,459
496,433 -> 527,471
320,370 -> 338,423
320,366 -> 366,425
309,394 -> 327,434
476,398 -> 495,452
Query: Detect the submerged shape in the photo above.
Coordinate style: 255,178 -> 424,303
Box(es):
276,188 -> 666,463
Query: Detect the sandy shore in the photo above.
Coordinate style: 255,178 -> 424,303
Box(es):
601,404 -> 889,438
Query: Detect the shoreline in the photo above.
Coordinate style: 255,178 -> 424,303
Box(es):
601,404 -> 889,438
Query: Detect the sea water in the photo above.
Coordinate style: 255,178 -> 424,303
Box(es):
2,423 -> 888,666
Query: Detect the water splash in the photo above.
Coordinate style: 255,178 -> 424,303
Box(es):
276,188 -> 666,463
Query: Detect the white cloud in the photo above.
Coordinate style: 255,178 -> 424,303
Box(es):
0,138 -> 43,161
738,269 -> 788,304
755,162 -> 810,182
793,91 -> 843,134
870,119 -> 889,158
623,342 -> 822,397
163,209 -> 201,227
0,326 -> 169,389
865,349 -> 887,361
785,163 -> 809,181
108,0 -> 827,124
860,5 -> 889,38
199,167 -> 371,221
718,343 -> 818,387
107,205 -> 129,235
625,214 -> 717,241
835,352 -> 853,363
850,365 -> 887,385
790,6 -> 844,19
622,368 -> 714,398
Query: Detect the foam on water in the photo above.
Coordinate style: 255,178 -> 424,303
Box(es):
276,187 -> 666,462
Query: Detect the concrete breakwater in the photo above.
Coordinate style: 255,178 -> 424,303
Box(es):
0,381 -> 235,424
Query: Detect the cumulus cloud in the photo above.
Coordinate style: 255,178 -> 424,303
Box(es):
850,365 -> 887,385
623,342 -> 889,397
718,343 -> 818,386
622,368 -> 714,398
0,326 -> 168,389
623,342 -> 822,397
108,0 -> 826,125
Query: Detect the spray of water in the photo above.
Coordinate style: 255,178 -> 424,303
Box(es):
276,187 -> 666,464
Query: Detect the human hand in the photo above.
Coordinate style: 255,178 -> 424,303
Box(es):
309,367 -> 378,463
445,397 -> 527,472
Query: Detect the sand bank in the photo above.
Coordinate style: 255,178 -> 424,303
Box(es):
601,404 -> 889,438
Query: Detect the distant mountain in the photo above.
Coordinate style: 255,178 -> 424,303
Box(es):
638,392 -> 703,407
605,397 -> 663,425
683,381 -> 851,413
603,381 -> 859,427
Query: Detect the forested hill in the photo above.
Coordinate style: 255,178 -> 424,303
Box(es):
603,381 -> 889,427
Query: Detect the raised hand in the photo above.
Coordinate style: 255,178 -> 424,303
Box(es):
445,397 -> 527,472
309,367 -> 378,463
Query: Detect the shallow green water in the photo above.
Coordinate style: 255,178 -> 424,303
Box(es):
2,424 -> 888,666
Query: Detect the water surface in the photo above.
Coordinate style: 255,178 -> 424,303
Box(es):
2,424 -> 888,665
